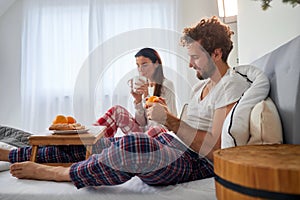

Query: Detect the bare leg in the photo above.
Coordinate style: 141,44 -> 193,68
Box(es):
0,148 -> 10,161
10,161 -> 71,182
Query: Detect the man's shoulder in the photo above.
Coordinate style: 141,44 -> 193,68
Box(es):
221,67 -> 252,87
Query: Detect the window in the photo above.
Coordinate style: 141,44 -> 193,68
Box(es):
217,0 -> 238,23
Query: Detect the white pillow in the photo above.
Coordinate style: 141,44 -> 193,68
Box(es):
248,97 -> 283,144
228,66 -> 270,145
0,142 -> 17,172
221,65 -> 270,148
221,97 -> 283,149
221,106 -> 236,148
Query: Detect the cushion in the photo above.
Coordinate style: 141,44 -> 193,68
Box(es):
221,97 -> 283,149
221,107 -> 235,148
251,35 -> 300,144
248,97 -> 283,144
221,65 -> 270,148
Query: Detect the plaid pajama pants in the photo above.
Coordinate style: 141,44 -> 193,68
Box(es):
94,105 -> 167,137
9,133 -> 214,189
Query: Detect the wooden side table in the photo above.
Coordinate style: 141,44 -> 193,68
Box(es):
29,126 -> 106,166
213,144 -> 300,200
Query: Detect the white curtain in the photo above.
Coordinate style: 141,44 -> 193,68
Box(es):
21,0 -> 90,133
21,0 -> 190,133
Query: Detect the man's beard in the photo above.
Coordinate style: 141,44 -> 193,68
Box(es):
196,71 -> 205,80
196,60 -> 216,80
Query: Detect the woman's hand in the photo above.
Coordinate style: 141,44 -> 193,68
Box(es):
135,82 -> 149,97
132,82 -> 149,104
131,91 -> 143,104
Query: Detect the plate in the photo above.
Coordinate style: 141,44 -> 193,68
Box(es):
52,129 -> 89,135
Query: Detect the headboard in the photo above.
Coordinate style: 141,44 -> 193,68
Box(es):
251,35 -> 300,144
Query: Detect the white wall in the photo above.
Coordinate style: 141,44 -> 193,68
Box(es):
0,0 -> 16,17
177,0 -> 218,31
177,0 -> 238,88
238,0 -> 300,64
176,0 -> 217,93
0,0 -> 22,129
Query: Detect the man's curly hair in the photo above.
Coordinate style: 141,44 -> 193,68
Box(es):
180,16 -> 234,63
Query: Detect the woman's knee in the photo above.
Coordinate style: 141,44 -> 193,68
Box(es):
108,105 -> 126,114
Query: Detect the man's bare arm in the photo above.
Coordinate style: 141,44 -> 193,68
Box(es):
164,102 -> 235,161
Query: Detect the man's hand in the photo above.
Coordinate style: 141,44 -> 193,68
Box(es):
145,97 -> 169,125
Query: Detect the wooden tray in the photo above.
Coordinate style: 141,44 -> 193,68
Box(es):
213,144 -> 300,200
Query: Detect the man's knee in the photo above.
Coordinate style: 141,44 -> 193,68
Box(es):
118,134 -> 160,153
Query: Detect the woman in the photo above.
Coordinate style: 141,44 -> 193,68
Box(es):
94,47 -> 177,137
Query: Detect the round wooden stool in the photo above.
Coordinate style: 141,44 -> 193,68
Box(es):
213,144 -> 300,200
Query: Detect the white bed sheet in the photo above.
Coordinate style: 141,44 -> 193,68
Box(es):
0,170 -> 216,200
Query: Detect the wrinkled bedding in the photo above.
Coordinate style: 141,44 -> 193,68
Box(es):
0,172 -> 216,200
0,126 -> 31,147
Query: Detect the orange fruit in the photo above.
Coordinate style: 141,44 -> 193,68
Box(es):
145,96 -> 159,108
53,115 -> 68,124
66,116 -> 76,124
147,96 -> 159,103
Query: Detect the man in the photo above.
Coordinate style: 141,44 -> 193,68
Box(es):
1,16 -> 250,188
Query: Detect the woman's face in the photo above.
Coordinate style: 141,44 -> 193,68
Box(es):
136,56 -> 158,80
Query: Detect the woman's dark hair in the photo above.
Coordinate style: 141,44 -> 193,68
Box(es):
135,48 -> 165,97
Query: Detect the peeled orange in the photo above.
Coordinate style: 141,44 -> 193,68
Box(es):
53,115 -> 68,124
66,116 -> 76,124
147,96 -> 159,103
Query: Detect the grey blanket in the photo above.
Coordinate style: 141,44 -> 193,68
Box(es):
0,126 -> 32,147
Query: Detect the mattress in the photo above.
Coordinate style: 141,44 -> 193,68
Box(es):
0,171 -> 216,200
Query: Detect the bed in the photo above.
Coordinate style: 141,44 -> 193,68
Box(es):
0,126 -> 217,200
1,34 -> 299,200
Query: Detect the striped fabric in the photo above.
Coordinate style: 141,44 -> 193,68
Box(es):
94,105 -> 143,137
70,133 -> 214,189
9,145 -> 86,163
94,105 -> 167,137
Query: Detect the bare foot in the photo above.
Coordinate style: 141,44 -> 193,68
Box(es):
0,148 -> 10,161
10,161 -> 71,182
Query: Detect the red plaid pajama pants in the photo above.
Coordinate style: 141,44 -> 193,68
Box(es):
94,105 -> 167,137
